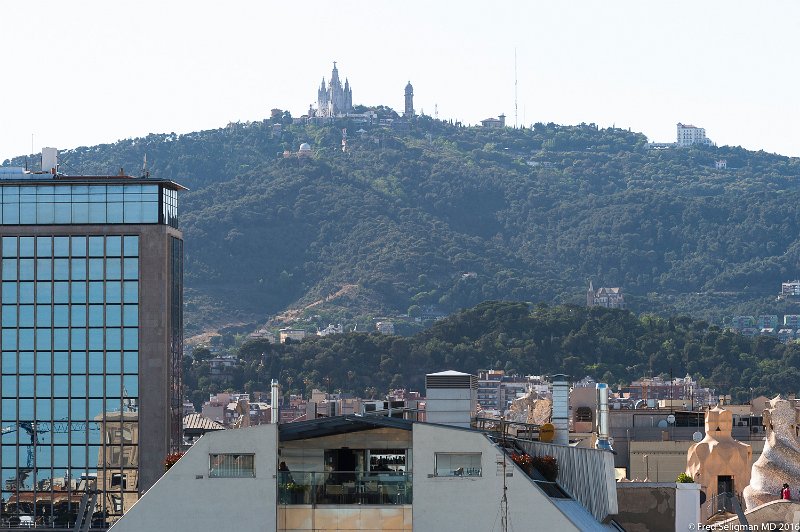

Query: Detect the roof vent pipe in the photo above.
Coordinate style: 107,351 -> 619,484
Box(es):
595,383 -> 613,451
270,379 -> 280,424
551,374 -> 569,445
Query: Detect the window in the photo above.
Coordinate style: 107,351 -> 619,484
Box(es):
575,406 -> 593,423
110,494 -> 123,513
434,453 -> 482,477
209,454 -> 255,478
111,473 -> 127,489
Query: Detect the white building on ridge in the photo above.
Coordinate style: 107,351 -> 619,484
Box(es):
676,123 -> 714,147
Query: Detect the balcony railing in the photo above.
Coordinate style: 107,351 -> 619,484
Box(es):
278,471 -> 412,505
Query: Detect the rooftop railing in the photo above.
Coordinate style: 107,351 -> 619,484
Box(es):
278,471 -> 411,506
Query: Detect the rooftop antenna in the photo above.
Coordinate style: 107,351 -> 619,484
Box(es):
142,153 -> 149,178
514,48 -> 518,129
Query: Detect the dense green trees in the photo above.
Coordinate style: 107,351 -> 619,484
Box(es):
6,115 -> 800,334
183,302 -> 799,408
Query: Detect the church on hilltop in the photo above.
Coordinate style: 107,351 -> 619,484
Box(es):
314,62 -> 353,117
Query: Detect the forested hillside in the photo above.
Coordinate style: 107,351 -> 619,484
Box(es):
5,113 -> 800,334
184,302 -> 800,406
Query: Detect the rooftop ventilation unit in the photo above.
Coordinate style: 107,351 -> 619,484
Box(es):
41,147 -> 58,174
425,370 -> 477,428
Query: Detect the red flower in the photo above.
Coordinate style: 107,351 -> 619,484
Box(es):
164,452 -> 185,472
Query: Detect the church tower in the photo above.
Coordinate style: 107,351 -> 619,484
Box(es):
404,81 -> 414,117
317,78 -> 329,117
314,62 -> 354,117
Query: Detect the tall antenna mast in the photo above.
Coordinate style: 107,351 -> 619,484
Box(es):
435,104 -> 438,120
514,48 -> 518,129
501,418 -> 509,532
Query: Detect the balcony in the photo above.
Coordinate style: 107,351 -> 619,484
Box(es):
278,471 -> 412,505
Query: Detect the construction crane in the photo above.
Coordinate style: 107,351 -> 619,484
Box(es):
0,421 -> 41,490
1,421 -> 101,491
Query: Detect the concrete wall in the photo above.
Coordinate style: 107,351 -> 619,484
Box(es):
110,425 -> 278,532
610,482 -> 700,532
278,506 -> 411,531
628,440 -> 764,482
411,423 -> 582,532
138,224 -> 183,492
425,389 -> 474,427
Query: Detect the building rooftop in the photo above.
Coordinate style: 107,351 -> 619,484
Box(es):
278,414 -> 413,441
183,413 -> 225,432
0,171 -> 187,190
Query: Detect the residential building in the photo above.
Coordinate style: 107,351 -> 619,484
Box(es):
715,159 -> 727,169
676,123 -> 713,147
731,316 -> 756,329
781,280 -> 800,297
480,114 -> 506,128
278,328 -> 307,344
586,281 -> 625,309
316,324 -> 342,337
375,321 -> 394,335
784,315 -> 800,328
247,328 -> 276,343
0,153 -> 184,528
757,315 -> 779,330
208,355 -> 239,380
475,370 -> 534,413
182,413 -> 224,446
108,415 -> 618,531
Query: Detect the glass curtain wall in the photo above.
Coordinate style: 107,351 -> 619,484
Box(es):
0,235 -> 139,528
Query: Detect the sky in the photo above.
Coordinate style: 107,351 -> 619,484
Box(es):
2,1 -> 799,162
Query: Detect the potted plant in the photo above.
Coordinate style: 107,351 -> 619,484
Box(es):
510,452 -> 535,476
531,455 -> 559,482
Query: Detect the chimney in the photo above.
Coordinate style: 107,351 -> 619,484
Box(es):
41,147 -> 58,174
270,379 -> 280,424
595,383 -> 613,451
425,370 -> 478,428
551,374 -> 569,445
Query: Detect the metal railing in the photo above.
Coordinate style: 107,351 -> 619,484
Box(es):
515,439 -> 618,521
704,491 -> 748,526
277,471 -> 412,506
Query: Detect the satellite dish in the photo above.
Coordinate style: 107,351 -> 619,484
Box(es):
667,414 -> 676,425
692,431 -> 703,442
657,420 -> 668,428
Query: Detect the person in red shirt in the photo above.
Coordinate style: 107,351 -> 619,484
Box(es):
782,483 -> 791,500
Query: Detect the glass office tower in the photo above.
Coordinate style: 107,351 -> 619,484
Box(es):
0,166 -> 184,529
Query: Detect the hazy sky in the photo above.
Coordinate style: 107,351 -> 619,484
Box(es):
2,1 -> 799,162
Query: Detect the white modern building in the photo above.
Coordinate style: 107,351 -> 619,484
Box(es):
676,123 -> 714,147
108,415 -> 618,531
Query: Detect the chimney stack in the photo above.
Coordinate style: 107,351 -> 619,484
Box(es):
595,383 -> 613,451
270,379 -> 280,424
551,374 -> 569,445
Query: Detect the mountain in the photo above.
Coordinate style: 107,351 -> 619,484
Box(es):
5,113 -> 800,335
